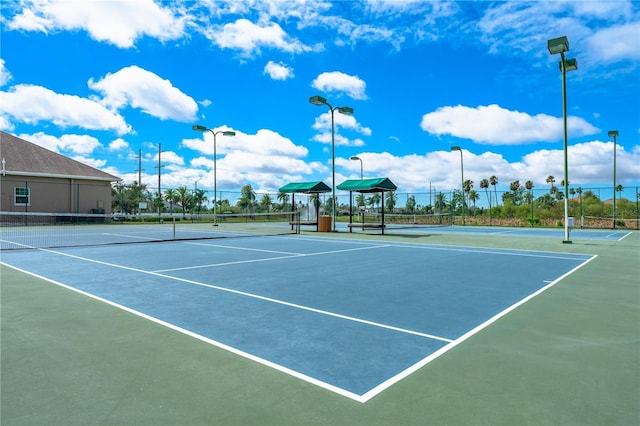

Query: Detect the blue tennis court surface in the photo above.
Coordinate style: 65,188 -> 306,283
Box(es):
1,236 -> 595,402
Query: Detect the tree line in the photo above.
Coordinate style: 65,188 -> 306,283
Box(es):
112,178 -> 639,227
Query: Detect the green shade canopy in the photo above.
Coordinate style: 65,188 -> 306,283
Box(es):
278,181 -> 331,194
337,177 -> 397,193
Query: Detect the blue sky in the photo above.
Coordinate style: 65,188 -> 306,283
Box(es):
1,0 -> 639,206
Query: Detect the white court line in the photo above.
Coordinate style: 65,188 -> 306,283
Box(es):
618,232 -> 633,241
1,240 -> 599,403
184,240 -> 303,255
155,243 -> 391,272
31,246 -> 454,345
7,246 -> 454,402
359,253 -> 599,402
0,261 -> 365,402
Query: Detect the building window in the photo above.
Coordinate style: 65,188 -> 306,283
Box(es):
15,187 -> 30,206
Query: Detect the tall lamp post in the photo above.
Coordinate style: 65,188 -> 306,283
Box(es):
548,35 -> 578,244
451,146 -> 465,225
609,130 -> 619,229
350,156 -> 363,179
192,125 -> 236,225
309,95 -> 354,231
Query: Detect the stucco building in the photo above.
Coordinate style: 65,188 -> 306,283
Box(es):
0,131 -> 120,214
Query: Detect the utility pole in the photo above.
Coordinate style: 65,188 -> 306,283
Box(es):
137,148 -> 142,185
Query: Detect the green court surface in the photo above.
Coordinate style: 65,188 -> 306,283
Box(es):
2,230 -> 639,425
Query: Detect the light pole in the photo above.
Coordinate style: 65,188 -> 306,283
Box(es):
548,35 -> 578,244
609,130 -> 619,229
309,95 -> 354,231
451,146 -> 465,225
192,125 -> 236,225
350,156 -> 363,179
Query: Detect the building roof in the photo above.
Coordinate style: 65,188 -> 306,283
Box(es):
337,177 -> 397,193
0,131 -> 119,181
278,181 -> 331,194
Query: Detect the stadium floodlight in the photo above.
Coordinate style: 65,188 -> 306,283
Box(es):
450,146 -> 465,225
350,156 -> 363,179
608,130 -> 619,229
192,124 -> 236,225
547,36 -> 569,55
309,95 -> 354,231
548,35 -> 578,244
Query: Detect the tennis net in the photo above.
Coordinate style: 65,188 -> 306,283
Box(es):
0,211 -> 300,250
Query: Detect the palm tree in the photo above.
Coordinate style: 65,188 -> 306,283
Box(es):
277,191 -> 290,211
385,191 -> 397,213
463,179 -> 473,216
546,175 -> 556,191
176,186 -> 192,216
164,188 -> 178,214
193,189 -> 207,214
468,190 -> 479,215
508,180 -> 522,205
355,193 -> 366,209
238,184 -> 256,214
434,192 -> 447,223
480,178 -> 492,225
525,180 -> 534,226
259,194 -> 272,213
368,193 -> 381,212
525,180 -> 534,204
405,195 -> 416,214
490,175 -> 499,207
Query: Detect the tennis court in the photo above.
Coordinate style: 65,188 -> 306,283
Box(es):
2,223 -> 638,424
1,230 -> 595,399
341,221 -> 632,241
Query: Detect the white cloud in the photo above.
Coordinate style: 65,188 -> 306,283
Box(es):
182,127 -> 314,192
156,151 -> 185,167
88,66 -> 198,122
311,71 -> 367,100
586,23 -> 640,63
475,1 -> 639,71
0,59 -> 12,87
184,127 -> 307,157
0,115 -> 14,132
109,138 -> 129,151
420,104 -> 599,145
312,110 -> 371,136
519,140 -> 640,185
19,132 -> 102,156
311,109 -> 371,147
6,0 -> 185,48
264,61 -> 294,80
1,84 -> 131,135
207,18 -> 311,56
332,139 -> 640,196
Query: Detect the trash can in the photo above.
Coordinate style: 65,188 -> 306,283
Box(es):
318,216 -> 332,232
